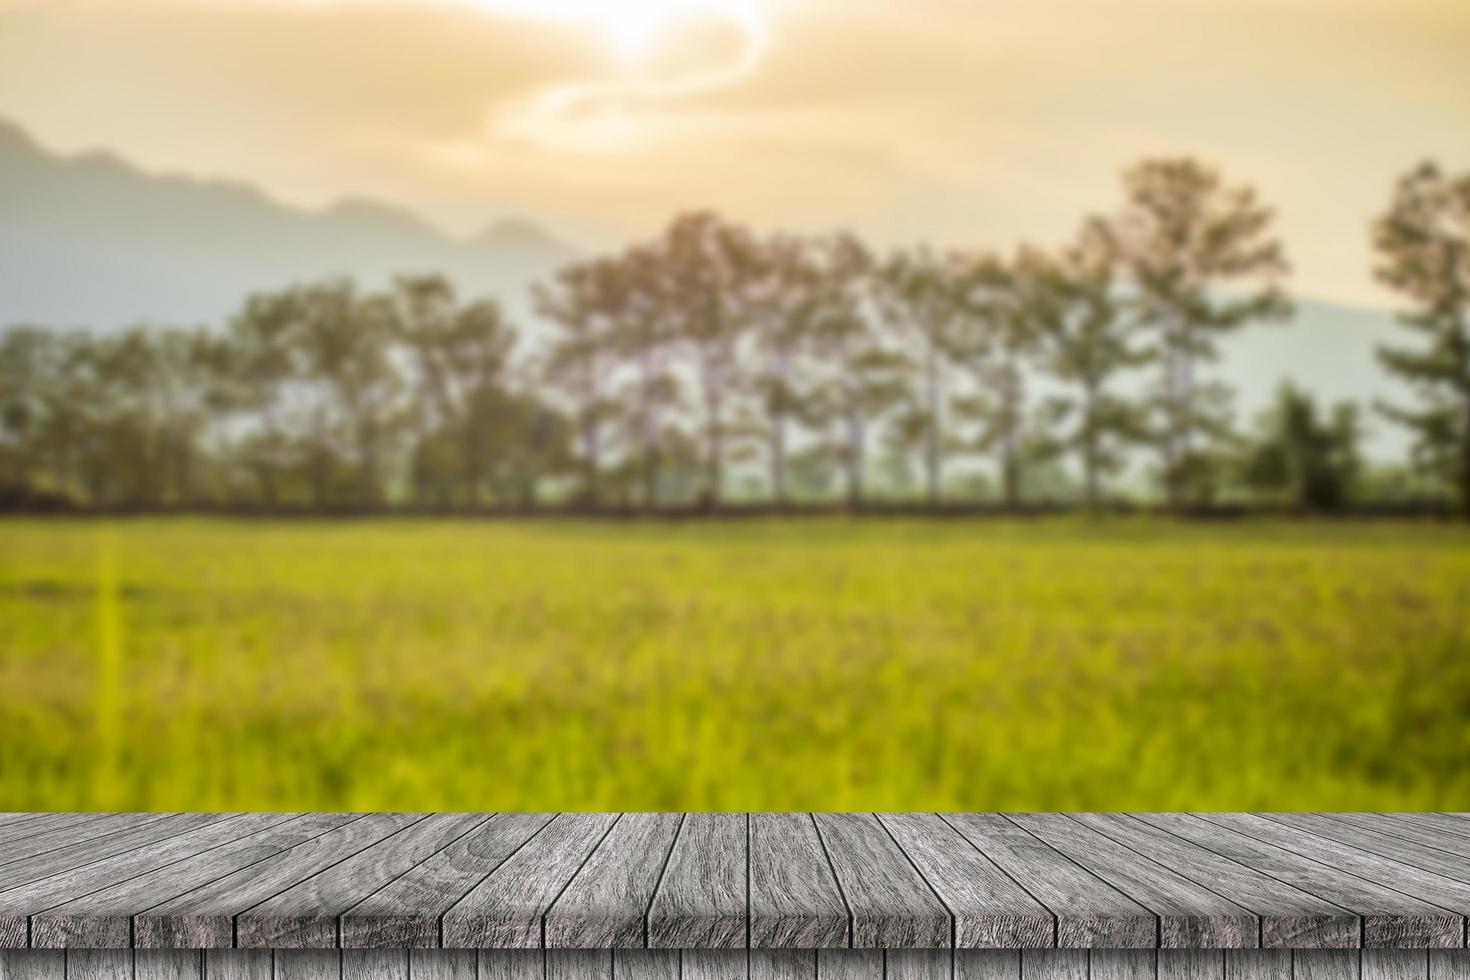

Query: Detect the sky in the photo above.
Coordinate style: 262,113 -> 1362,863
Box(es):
1,0 -> 1468,308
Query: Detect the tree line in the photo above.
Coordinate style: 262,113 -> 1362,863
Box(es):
2,157 -> 1467,516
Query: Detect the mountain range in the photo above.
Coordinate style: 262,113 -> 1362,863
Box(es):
0,117 -> 1414,459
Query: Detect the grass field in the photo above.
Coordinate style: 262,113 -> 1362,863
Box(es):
1,518 -> 1469,811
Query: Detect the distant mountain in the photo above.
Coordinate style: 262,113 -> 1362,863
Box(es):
0,118 -> 576,331
0,118 -> 1418,460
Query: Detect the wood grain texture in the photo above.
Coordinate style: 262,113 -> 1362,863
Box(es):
1259,817 -> 1470,886
273,950 -> 339,980
879,814 -> 1052,948
0,819 -> 112,859
1090,951 -> 1156,980
408,950 -> 475,980
1226,951 -> 1292,980
748,814 -> 847,949
1019,950 -> 1085,980
237,814 -> 485,948
945,814 -> 1153,948
749,951 -> 813,980
545,814 -> 683,949
1074,814 -> 1356,948
815,950 -> 881,980
202,951 -> 270,980
343,949 -> 407,980
1395,819 -> 1470,845
613,950 -> 677,980
547,949 -> 612,980
343,813 -> 555,949
1010,815 -> 1256,949
479,951 -> 544,980
134,950 -> 201,980
133,813 -> 421,948
956,950 -> 1020,980
1429,952 -> 1470,980
681,952 -> 747,980
1157,950 -> 1223,980
62,951 -> 131,980
1331,818 -> 1470,862
0,949 -> 64,980
11,815 -> 288,950
442,813 -> 620,949
1140,814 -> 1461,949
0,814 -> 223,901
32,814 -> 332,948
646,814 -> 746,950
885,950 -> 947,980
1361,951 -> 1428,980
1292,951 -> 1360,980
1202,817 -> 1470,932
812,814 -> 949,948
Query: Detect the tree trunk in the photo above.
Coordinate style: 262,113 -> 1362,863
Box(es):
1082,378 -> 1100,510
770,412 -> 787,507
924,342 -> 941,506
845,405 -> 864,510
1460,390 -> 1470,520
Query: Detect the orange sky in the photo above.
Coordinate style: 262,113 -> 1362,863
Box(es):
2,0 -> 1468,306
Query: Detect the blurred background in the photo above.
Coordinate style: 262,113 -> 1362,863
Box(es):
0,0 -> 1467,811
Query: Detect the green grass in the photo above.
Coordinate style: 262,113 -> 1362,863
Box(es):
2,517 -> 1469,811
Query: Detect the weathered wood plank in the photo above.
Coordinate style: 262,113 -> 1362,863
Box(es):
343,949 -> 407,980
273,950 -> 339,980
1074,813 -> 1356,948
748,814 -> 847,949
812,814 -> 949,948
479,950 -> 544,980
1331,817 -> 1470,862
956,950 -> 1019,980
1010,814 -> 1255,949
0,819 -> 114,860
681,951 -> 746,980
1361,951 -> 1428,980
202,951 -> 270,980
1393,818 -> 1470,845
545,813 -> 683,949
945,813 -> 1153,948
1260,816 -> 1470,886
442,813 -> 620,948
547,949 -> 612,980
1293,950 -> 1360,980
1224,950 -> 1291,980
815,950 -> 881,980
879,813 -> 1051,948
614,950 -> 678,980
9,814 -> 288,949
133,813 -> 422,948
32,814 -> 347,948
237,813 -> 486,948
885,950 -> 947,980
134,950 -> 201,980
63,950 -> 132,980
646,814 -> 746,950
1018,950 -> 1085,980
1428,951 -> 1470,980
1202,816 -> 1470,926
1138,814 -> 1460,948
1089,950 -> 1155,980
343,813 -> 554,949
1157,949 -> 1223,980
408,950 -> 475,980
0,949 -> 64,980
749,951 -> 813,980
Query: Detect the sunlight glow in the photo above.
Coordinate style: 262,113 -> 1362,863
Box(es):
458,0 -> 767,62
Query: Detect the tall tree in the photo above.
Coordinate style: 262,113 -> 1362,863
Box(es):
1022,221 -> 1151,508
1372,161 -> 1470,517
951,250 -> 1040,509
615,243 -> 682,508
875,246 -> 963,504
1244,383 -> 1361,511
535,259 -> 622,507
809,233 -> 905,508
1108,158 -> 1290,505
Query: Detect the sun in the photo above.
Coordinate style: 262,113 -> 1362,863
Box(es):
461,0 -> 766,61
